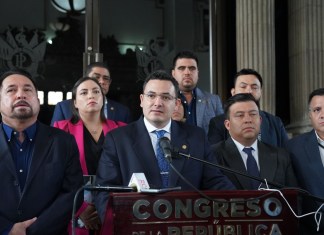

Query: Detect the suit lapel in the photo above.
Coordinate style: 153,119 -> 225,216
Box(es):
224,138 -> 252,189
258,142 -> 277,182
0,129 -> 17,179
168,121 -> 188,187
107,102 -> 115,120
25,123 -> 53,188
131,119 -> 164,188
195,89 -> 206,128
304,131 -> 324,178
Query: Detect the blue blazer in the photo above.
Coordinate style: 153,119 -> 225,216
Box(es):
94,117 -> 235,221
195,87 -> 224,134
212,138 -> 298,190
286,130 -> 324,198
286,130 -> 324,232
208,111 -> 288,148
0,122 -> 83,235
50,98 -> 132,126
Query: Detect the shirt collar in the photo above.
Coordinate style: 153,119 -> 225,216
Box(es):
143,117 -> 171,134
179,88 -> 196,97
2,122 -> 38,141
231,137 -> 258,152
315,131 -> 324,144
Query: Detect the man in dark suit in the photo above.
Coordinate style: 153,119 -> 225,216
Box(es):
286,88 -> 324,234
0,69 -> 83,235
94,70 -> 236,221
212,93 -> 297,190
50,62 -> 131,125
208,68 -> 288,148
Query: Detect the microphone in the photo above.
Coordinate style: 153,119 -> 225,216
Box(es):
159,137 -> 172,160
83,185 -> 135,192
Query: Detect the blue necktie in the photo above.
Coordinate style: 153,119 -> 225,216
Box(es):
243,147 -> 260,189
154,130 -> 169,188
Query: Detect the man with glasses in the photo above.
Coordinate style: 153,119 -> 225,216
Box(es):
50,62 -> 132,125
94,70 -> 235,221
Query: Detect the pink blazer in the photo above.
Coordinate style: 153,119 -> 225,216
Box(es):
53,119 -> 126,175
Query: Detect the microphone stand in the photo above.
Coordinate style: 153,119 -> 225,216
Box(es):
171,150 -> 324,204
175,151 -> 285,189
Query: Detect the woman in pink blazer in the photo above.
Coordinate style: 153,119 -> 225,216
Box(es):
54,76 -> 126,235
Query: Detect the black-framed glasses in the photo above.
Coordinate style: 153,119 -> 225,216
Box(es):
143,93 -> 176,102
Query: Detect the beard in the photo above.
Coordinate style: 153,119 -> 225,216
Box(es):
11,108 -> 34,120
11,101 -> 35,120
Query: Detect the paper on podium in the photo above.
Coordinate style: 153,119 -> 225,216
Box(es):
128,173 -> 150,192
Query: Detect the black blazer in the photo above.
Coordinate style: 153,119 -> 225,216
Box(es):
0,122 -> 83,235
212,138 -> 298,190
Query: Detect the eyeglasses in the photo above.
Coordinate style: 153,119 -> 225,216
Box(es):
92,74 -> 111,82
143,93 -> 176,102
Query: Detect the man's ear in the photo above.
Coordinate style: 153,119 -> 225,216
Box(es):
224,119 -> 230,131
230,88 -> 235,96
139,94 -> 144,108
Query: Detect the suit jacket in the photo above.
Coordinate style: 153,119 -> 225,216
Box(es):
50,98 -> 132,126
53,119 -> 126,175
286,130 -> 324,233
208,111 -> 288,148
286,130 -> 324,199
94,117 -> 235,221
212,138 -> 298,190
0,122 -> 83,235
195,87 -> 224,135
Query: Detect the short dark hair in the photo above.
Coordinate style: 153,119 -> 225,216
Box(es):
70,76 -> 106,124
234,68 -> 263,88
172,50 -> 199,68
308,88 -> 324,106
143,70 -> 179,96
0,68 -> 38,91
224,93 -> 260,119
85,62 -> 109,77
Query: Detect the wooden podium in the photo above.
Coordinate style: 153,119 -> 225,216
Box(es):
101,189 -> 300,235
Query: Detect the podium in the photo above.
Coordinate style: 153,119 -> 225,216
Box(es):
101,189 -> 300,235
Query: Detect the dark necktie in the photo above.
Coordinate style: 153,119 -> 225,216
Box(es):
243,147 -> 260,189
154,130 -> 169,188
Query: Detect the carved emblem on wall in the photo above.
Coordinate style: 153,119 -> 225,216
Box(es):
135,38 -> 169,81
0,28 -> 46,78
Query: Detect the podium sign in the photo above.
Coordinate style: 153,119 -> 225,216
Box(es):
101,190 -> 299,235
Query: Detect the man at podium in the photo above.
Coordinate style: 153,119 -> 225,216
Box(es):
94,70 -> 236,221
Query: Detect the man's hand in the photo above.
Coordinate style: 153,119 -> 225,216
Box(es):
79,204 -> 101,230
9,217 -> 37,235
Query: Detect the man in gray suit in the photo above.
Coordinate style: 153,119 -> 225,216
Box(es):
212,93 -> 297,190
171,51 -> 223,134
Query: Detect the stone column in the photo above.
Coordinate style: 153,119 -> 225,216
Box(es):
236,0 -> 276,113
83,0 -> 103,74
287,0 -> 324,135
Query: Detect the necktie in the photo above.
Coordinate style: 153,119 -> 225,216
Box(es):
243,147 -> 260,189
154,130 -> 169,188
